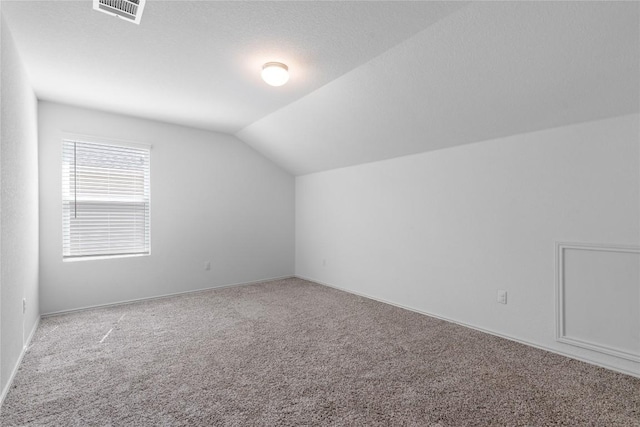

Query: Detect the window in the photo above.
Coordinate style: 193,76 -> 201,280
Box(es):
62,137 -> 150,259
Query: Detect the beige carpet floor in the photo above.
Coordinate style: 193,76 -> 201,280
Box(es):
1,277 -> 638,426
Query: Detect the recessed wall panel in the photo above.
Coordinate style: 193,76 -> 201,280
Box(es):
557,243 -> 640,362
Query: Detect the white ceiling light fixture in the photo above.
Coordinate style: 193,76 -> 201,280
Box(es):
262,62 -> 289,87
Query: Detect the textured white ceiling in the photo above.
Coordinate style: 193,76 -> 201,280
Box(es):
238,1 -> 640,175
0,0 -> 465,133
2,2 -> 638,176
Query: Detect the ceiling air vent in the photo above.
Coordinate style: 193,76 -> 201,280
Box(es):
93,0 -> 146,25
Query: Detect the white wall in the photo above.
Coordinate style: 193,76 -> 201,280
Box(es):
39,102 -> 294,314
296,114 -> 640,376
1,19 -> 40,399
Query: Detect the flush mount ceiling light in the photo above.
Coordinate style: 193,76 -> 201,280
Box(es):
261,62 -> 289,87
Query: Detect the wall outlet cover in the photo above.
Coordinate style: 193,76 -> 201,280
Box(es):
497,290 -> 507,304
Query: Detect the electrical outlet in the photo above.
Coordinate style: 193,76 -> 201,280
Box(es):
497,290 -> 507,304
322,259 -> 326,267
204,262 -> 211,271
22,298 -> 26,314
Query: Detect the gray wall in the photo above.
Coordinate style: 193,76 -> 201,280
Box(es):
1,19 -> 40,399
39,102 -> 294,314
295,114 -> 640,376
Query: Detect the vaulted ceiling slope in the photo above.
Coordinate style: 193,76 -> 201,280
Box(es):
237,1 -> 640,176
2,2 -> 638,177
0,1 -> 465,134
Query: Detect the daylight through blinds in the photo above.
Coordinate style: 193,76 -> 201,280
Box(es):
62,139 -> 150,258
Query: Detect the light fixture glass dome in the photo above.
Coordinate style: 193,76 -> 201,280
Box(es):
261,62 -> 289,87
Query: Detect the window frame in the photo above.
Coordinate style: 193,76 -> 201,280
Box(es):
61,133 -> 152,261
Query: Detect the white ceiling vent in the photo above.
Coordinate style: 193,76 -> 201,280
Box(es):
93,0 -> 146,25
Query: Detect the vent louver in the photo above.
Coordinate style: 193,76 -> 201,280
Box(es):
93,0 -> 146,25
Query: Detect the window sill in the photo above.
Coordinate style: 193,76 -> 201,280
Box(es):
63,253 -> 150,262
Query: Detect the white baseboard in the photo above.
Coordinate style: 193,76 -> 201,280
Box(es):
296,275 -> 639,379
41,275 -> 295,317
1,316 -> 41,407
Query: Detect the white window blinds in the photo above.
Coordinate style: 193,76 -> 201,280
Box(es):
62,139 -> 150,259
